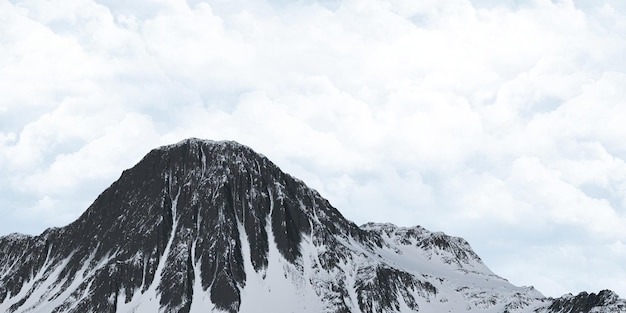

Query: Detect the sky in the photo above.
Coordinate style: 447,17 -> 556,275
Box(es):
1,0 -> 626,299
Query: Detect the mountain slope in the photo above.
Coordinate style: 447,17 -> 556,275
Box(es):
0,138 -> 623,313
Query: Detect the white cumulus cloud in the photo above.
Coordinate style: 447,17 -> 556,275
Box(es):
1,0 -> 626,298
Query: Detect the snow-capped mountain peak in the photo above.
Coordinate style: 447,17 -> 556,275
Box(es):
1,139 -> 624,313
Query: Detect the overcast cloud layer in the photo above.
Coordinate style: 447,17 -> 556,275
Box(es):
2,0 -> 626,298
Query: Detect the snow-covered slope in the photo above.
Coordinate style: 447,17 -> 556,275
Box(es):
0,138 -> 624,313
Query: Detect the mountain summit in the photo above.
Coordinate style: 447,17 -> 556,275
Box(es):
1,138 -> 624,313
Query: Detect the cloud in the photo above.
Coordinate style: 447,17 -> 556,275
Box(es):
1,0 -> 626,298
493,242 -> 626,298
507,156 -> 626,236
16,112 -> 160,195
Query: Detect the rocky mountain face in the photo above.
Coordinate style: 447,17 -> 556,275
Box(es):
0,138 -> 624,313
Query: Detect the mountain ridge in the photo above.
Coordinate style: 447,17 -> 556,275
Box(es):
0,138 -> 624,313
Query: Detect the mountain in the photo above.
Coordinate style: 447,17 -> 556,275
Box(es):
0,138 -> 624,313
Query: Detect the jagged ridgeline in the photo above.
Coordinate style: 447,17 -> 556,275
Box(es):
0,138 -> 624,313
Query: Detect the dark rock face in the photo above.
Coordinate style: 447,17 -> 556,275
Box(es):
354,265 -> 436,313
0,138 -> 623,313
547,290 -> 626,313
